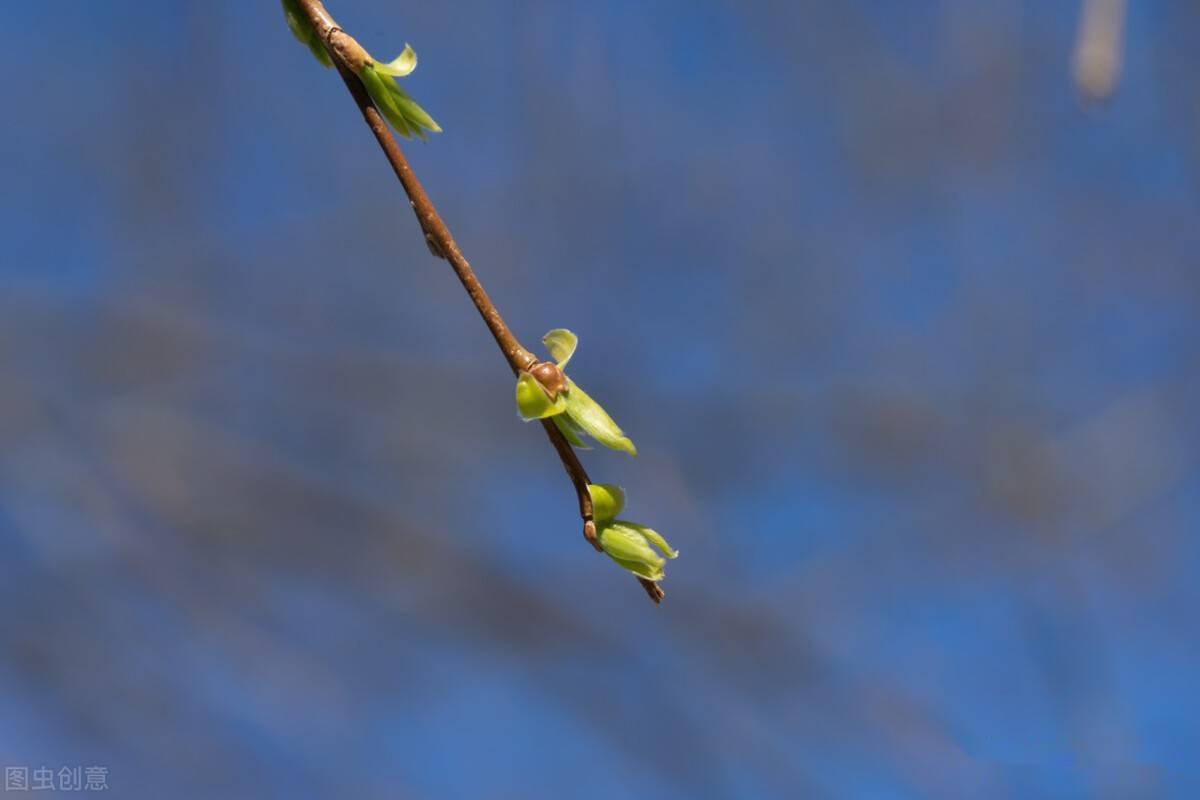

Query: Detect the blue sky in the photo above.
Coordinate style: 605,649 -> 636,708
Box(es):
1,2 -> 1198,797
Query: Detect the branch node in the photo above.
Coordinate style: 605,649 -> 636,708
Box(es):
583,519 -> 601,551
424,232 -> 447,259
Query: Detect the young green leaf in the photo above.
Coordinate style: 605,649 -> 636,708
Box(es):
598,522 -> 668,582
616,521 -> 678,559
280,0 -> 332,67
587,484 -> 626,523
377,44 -> 418,77
551,414 -> 590,449
359,62 -> 441,140
385,80 -> 443,136
543,329 -> 578,368
609,554 -> 665,582
563,378 -> 637,456
359,63 -> 407,135
516,372 -> 567,420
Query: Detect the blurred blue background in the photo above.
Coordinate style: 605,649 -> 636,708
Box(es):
2,1 -> 1198,797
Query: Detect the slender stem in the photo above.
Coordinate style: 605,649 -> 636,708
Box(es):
539,419 -> 598,549
293,0 -> 663,604
333,61 -> 534,373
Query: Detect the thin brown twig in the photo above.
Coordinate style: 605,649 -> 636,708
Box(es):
539,418 -> 663,603
293,0 -> 663,604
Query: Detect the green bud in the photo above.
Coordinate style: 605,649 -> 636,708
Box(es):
515,372 -> 567,420
563,378 -> 637,456
358,62 -> 442,140
587,483 -> 625,522
598,521 -> 677,582
528,328 -> 635,454
359,63 -> 409,137
543,328 -> 578,368
617,521 -> 678,559
281,0 -> 333,67
386,79 -> 442,136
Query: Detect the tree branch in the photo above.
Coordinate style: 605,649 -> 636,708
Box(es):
293,0 -> 663,604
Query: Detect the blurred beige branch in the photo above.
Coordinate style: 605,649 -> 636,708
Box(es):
1073,0 -> 1126,101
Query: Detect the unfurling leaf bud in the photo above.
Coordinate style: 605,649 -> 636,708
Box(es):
526,329 -> 637,455
515,372 -> 567,420
358,61 -> 442,140
597,521 -> 678,582
563,378 -> 637,456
